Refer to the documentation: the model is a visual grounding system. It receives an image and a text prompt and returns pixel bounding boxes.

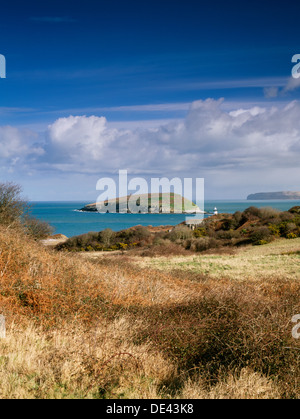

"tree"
[0,182,27,226]
[99,228,116,248]
[0,182,53,239]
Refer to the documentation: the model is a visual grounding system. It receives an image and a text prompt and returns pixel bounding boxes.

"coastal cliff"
[247,191,300,200]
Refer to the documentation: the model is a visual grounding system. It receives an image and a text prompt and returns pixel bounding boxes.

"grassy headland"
[80,192,202,214]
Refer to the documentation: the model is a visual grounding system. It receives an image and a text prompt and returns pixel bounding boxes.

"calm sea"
[29,200,300,238]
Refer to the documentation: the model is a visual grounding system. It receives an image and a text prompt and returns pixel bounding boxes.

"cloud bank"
[1,98,300,197]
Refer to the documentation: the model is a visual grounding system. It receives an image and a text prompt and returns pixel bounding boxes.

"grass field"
[0,226,299,399]
[131,238,300,281]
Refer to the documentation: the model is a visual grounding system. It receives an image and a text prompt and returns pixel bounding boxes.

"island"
[80,192,205,214]
[247,191,300,200]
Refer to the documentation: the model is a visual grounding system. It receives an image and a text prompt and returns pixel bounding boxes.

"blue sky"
[1,0,300,200]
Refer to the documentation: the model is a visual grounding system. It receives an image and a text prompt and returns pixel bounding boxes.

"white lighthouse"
[213,207,218,215]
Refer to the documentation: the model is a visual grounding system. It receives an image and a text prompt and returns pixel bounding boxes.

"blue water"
[29,200,300,238]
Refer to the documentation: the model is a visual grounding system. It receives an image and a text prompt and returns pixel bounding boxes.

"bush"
[0,182,53,239]
[232,211,243,228]
[279,211,294,222]
[266,219,299,238]
[23,215,54,239]
[132,226,151,241]
[288,206,300,214]
[193,227,207,238]
[258,207,280,220]
[168,225,193,241]
[0,182,27,226]
[99,228,116,247]
[250,227,273,245]
[215,229,240,240]
[268,224,281,237]
[243,206,261,218]
[191,237,219,252]
[286,232,297,239]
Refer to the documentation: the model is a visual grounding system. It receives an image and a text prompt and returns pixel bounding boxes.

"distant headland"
[247,191,300,200]
[80,192,205,214]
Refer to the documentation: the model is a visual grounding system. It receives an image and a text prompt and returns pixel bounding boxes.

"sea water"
[29,200,300,238]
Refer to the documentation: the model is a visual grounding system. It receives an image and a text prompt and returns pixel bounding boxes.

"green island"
[80,192,205,214]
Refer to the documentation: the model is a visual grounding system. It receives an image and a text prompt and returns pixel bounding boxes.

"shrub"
[258,207,280,220]
[0,182,53,239]
[288,206,300,214]
[250,227,273,245]
[268,224,281,237]
[132,226,151,241]
[286,232,297,239]
[285,222,297,232]
[169,225,193,241]
[255,239,269,246]
[191,237,219,252]
[23,215,54,239]
[231,211,243,228]
[193,227,207,238]
[0,182,27,226]
[118,242,128,250]
[215,229,240,240]
[271,221,299,238]
[243,206,261,218]
[279,211,294,222]
[99,228,116,247]
[221,218,234,231]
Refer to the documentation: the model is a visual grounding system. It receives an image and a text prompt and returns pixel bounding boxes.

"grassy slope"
[0,225,299,399]
[132,238,300,281]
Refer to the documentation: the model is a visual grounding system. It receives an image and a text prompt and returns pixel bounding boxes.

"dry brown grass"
[0,322,283,399]
[0,319,176,399]
[0,225,299,398]
[180,368,280,399]
[131,237,300,281]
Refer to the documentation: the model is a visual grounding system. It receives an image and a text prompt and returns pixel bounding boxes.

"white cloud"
[0,126,43,160]
[2,99,300,197]
[39,99,300,174]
